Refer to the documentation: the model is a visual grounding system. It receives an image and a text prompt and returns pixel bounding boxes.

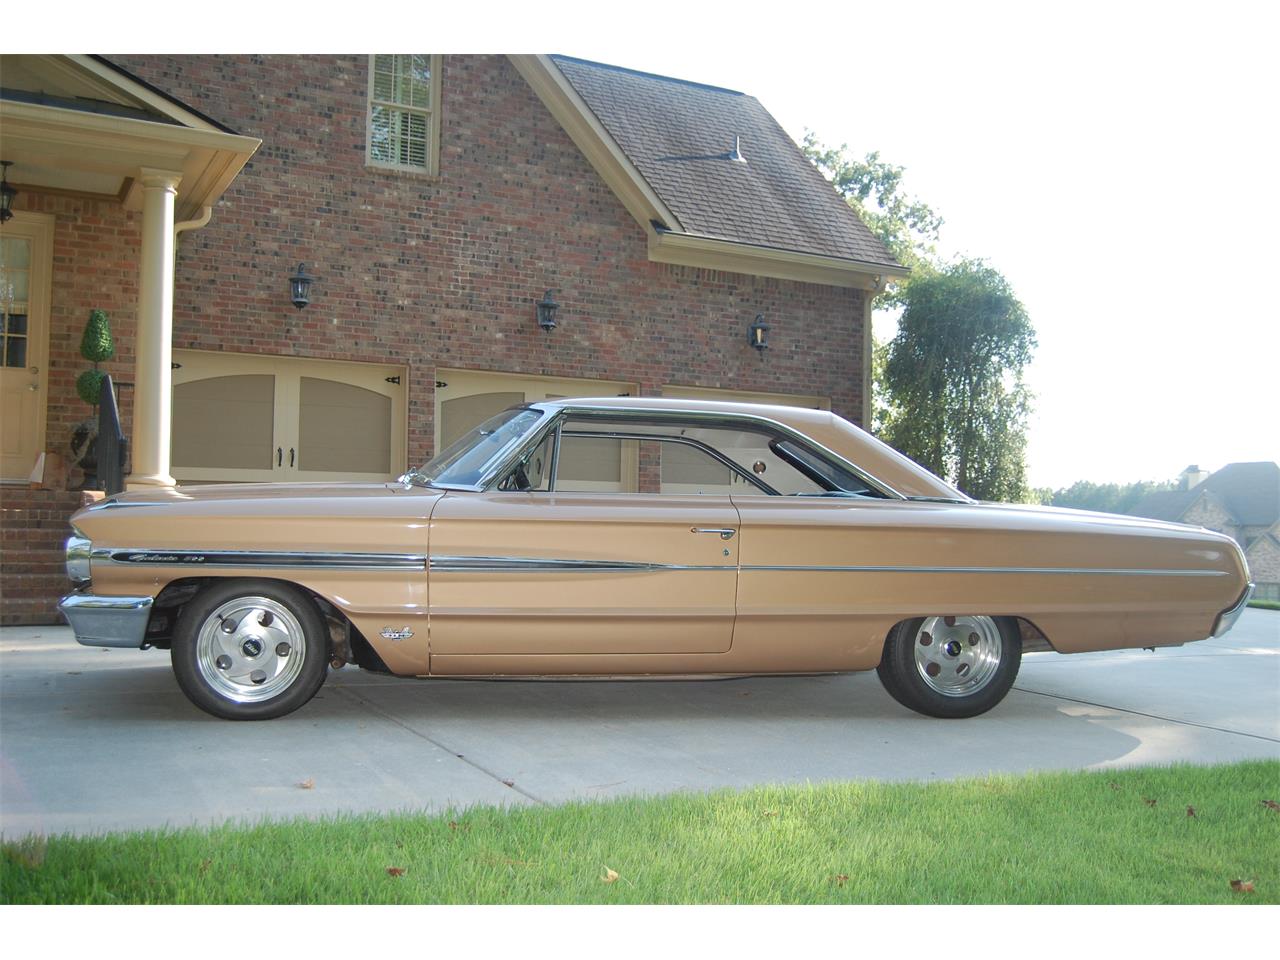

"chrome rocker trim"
[59,593,155,649]
[1212,582,1254,638]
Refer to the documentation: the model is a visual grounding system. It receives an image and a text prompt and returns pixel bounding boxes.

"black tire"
[171,579,329,720]
[876,615,1021,719]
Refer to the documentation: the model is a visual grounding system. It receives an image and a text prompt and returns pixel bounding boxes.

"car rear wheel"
[171,580,329,720]
[876,615,1021,718]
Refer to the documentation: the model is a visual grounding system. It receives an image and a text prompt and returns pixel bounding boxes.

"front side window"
[367,55,441,174]
[418,408,542,487]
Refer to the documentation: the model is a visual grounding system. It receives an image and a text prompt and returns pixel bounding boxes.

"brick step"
[1,575,73,599]
[1,559,68,575]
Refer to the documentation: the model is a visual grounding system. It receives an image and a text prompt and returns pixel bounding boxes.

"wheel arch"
[149,576,388,671]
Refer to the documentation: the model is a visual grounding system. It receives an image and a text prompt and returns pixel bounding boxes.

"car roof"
[531,397,967,501]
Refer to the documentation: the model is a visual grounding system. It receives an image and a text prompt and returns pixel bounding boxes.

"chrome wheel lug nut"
[276,642,291,657]
[215,655,232,671]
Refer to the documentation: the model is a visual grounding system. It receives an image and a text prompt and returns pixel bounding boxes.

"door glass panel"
[173,374,275,470]
[298,377,392,473]
[1,237,31,369]
[440,391,524,449]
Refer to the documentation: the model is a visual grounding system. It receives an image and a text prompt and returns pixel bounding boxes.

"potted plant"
[68,308,115,489]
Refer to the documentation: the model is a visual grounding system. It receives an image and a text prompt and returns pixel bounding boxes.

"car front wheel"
[171,580,329,720]
[876,615,1021,718]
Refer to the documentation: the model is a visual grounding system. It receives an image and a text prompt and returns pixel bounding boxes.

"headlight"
[66,528,92,585]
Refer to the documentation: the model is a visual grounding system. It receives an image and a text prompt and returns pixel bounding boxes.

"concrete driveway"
[2,610,1277,838]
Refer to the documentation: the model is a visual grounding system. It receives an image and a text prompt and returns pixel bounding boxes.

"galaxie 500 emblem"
[380,626,414,641]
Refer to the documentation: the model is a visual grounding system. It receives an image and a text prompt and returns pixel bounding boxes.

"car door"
[427,489,740,661]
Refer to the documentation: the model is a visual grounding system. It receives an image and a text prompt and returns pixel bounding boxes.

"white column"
[127,168,183,489]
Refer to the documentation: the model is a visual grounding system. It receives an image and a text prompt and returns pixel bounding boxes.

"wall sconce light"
[288,263,315,309]
[536,289,559,331]
[748,314,770,352]
[0,162,16,224]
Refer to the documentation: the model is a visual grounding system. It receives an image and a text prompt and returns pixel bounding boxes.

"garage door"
[172,350,408,484]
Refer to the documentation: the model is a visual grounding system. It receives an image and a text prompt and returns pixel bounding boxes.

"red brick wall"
[108,54,865,466]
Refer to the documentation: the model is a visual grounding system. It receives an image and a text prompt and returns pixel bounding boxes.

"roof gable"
[1201,462,1280,526]
[550,56,897,268]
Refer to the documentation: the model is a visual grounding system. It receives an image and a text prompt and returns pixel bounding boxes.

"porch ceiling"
[0,55,259,221]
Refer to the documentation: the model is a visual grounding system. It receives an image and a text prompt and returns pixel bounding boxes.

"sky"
[557,3,1280,490]
[22,1,1280,491]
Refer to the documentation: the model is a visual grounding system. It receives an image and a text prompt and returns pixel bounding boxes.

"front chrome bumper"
[59,593,154,649]
[1211,582,1254,638]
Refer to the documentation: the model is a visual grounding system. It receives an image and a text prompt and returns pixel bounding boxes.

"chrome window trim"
[478,403,907,499]
[93,548,427,571]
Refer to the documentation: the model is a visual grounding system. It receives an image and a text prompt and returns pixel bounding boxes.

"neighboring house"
[0,54,904,623]
[1128,462,1280,600]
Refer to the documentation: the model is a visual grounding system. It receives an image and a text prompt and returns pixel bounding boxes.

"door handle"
[277,446,283,467]
[691,527,736,540]
[289,447,296,467]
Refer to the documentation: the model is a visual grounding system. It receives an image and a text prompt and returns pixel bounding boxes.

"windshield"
[416,407,544,487]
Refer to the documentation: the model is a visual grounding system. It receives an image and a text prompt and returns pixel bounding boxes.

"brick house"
[0,54,903,623]
[1128,462,1280,600]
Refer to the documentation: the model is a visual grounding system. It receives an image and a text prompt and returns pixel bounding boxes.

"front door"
[0,213,53,480]
[427,491,740,660]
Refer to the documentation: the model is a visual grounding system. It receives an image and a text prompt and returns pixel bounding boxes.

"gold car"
[60,398,1253,721]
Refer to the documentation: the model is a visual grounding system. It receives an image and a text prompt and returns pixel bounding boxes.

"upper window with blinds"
[366,55,442,175]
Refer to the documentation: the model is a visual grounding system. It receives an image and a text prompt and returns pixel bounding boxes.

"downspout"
[861,273,891,430]
[174,205,213,241]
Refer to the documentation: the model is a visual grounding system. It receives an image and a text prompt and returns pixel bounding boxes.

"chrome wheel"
[195,596,307,704]
[912,615,1003,698]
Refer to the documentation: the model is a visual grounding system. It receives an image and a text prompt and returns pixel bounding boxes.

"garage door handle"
[691,527,736,540]
[277,446,282,467]
[289,447,295,467]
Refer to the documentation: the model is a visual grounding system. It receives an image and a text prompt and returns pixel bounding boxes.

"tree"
[801,132,943,275]
[880,260,1036,502]
[1044,479,1175,514]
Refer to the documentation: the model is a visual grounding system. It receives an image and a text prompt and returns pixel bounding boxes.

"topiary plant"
[80,308,115,363]
[77,309,115,408]
[76,368,107,406]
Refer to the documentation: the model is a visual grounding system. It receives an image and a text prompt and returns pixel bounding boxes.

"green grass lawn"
[3,760,1277,904]
[1247,598,1280,610]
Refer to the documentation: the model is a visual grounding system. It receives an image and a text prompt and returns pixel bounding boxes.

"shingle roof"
[1200,462,1280,526]
[1129,489,1203,522]
[551,56,899,267]
[1128,462,1280,527]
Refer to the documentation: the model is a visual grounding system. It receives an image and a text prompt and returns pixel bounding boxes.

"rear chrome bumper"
[59,593,154,649]
[1211,583,1254,638]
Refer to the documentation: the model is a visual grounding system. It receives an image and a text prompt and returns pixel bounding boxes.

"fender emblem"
[380,626,414,641]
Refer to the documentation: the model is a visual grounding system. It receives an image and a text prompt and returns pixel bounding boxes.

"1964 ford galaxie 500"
[59,397,1253,720]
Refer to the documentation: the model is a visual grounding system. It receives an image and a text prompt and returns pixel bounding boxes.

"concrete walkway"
[2,610,1277,838]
